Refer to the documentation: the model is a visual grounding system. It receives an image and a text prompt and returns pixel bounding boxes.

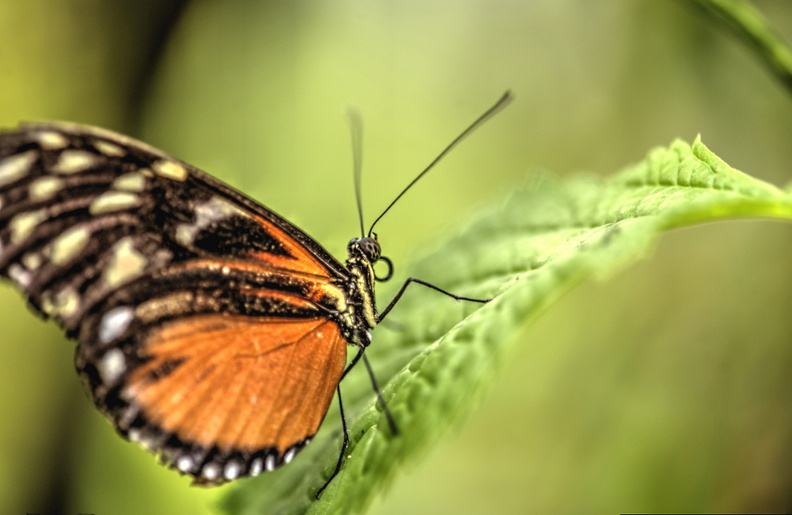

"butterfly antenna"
[367,90,514,237]
[348,107,366,238]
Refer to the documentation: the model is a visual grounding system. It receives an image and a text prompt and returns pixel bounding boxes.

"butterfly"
[0,91,511,492]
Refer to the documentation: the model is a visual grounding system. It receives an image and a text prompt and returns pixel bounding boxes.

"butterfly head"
[348,236,381,263]
[347,235,393,281]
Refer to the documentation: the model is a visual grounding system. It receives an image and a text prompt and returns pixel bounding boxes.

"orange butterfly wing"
[0,122,358,484]
[126,315,346,482]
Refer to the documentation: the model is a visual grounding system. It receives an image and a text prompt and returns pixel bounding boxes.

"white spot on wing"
[176,455,195,473]
[202,463,220,482]
[89,191,139,214]
[50,225,90,265]
[140,437,158,452]
[98,306,135,343]
[264,454,276,472]
[51,150,99,174]
[152,160,188,181]
[99,348,126,384]
[175,196,246,246]
[283,447,297,464]
[7,263,32,289]
[117,405,139,430]
[250,458,263,477]
[224,461,242,481]
[0,150,37,187]
[128,429,142,443]
[103,237,147,287]
[28,176,65,201]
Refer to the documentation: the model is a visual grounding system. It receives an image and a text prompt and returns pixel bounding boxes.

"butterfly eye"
[362,238,381,261]
[349,236,381,262]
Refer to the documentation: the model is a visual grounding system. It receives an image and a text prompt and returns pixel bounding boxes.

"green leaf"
[692,0,792,92]
[221,137,792,514]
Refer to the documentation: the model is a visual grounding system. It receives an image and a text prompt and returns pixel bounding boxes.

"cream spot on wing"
[34,131,69,150]
[127,429,161,452]
[41,286,80,318]
[9,209,46,242]
[152,160,188,181]
[51,150,99,174]
[50,225,91,265]
[128,428,142,443]
[28,176,65,201]
[98,306,135,343]
[94,140,125,157]
[21,252,42,270]
[7,263,32,289]
[111,172,146,192]
[175,196,246,246]
[264,454,276,472]
[103,237,146,287]
[89,191,140,214]
[116,405,138,431]
[0,150,37,187]
[99,348,126,384]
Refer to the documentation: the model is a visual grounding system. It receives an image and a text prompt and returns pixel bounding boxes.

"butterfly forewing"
[0,123,356,484]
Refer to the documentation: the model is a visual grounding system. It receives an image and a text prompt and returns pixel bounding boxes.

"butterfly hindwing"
[100,314,347,484]
[0,122,353,484]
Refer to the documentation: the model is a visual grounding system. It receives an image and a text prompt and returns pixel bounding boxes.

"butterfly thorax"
[341,237,381,348]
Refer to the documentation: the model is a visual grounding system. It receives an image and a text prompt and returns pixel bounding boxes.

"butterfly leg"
[315,346,399,498]
[376,277,490,323]
[340,342,366,381]
[342,342,399,433]
[361,353,399,435]
[315,385,349,499]
[342,344,399,435]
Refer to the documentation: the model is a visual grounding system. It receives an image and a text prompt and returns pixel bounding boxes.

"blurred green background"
[1,1,791,513]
